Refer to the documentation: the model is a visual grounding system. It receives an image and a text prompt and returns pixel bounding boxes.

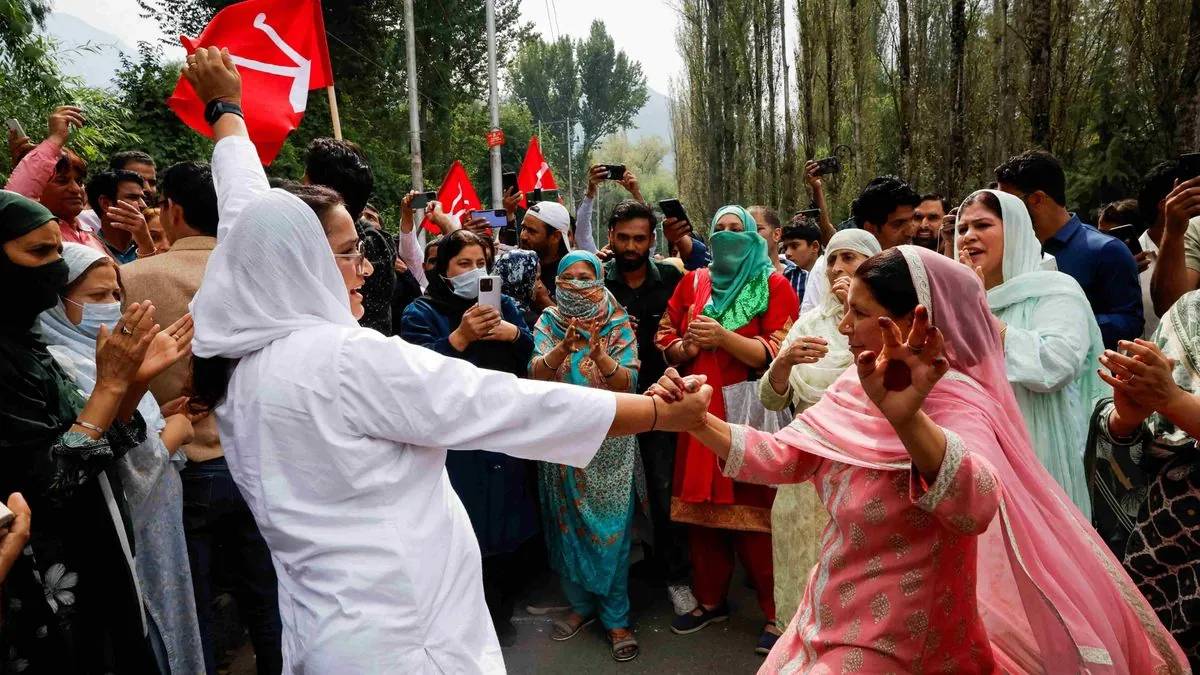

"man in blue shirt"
[85,169,152,264]
[995,150,1143,348]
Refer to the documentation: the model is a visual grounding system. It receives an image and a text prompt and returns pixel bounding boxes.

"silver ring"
[121,326,133,335]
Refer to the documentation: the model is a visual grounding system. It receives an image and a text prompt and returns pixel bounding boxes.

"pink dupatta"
[776,247,1187,674]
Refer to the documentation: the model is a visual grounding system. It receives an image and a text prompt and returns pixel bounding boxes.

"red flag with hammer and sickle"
[516,136,558,207]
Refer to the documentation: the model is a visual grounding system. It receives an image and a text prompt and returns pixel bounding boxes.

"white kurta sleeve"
[800,257,825,315]
[397,228,428,289]
[336,329,616,467]
[1001,294,1092,393]
[212,136,272,241]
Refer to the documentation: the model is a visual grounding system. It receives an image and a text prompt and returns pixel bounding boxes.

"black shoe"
[669,602,730,635]
[755,622,780,656]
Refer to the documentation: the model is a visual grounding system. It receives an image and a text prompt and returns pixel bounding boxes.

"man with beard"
[519,200,572,310]
[913,193,951,251]
[600,199,697,616]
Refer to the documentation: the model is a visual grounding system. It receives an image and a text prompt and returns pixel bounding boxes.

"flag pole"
[326,86,343,140]
[486,0,502,209]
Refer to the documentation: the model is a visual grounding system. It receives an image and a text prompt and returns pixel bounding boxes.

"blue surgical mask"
[67,299,122,339]
[447,267,488,300]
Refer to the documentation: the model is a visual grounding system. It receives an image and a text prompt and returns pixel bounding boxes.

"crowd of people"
[2,45,1200,674]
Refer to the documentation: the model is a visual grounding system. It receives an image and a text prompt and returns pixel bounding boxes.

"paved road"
[229,561,770,674]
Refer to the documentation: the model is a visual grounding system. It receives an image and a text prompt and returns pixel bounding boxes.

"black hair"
[277,181,346,234]
[608,199,658,234]
[781,216,821,244]
[959,190,1003,220]
[424,235,442,262]
[160,161,218,236]
[748,205,782,230]
[854,249,919,318]
[851,176,922,228]
[109,150,155,171]
[1100,199,1141,229]
[994,150,1067,206]
[85,169,145,214]
[1137,160,1183,229]
[920,193,953,214]
[433,230,493,279]
[305,138,373,221]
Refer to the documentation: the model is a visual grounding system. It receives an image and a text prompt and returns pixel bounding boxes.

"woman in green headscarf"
[654,205,800,654]
[0,191,171,673]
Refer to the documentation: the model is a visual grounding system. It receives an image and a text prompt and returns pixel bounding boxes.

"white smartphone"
[4,118,24,137]
[478,275,502,313]
[0,501,14,530]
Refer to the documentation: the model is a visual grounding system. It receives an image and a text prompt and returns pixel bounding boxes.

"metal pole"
[565,115,573,210]
[403,0,423,193]
[486,0,502,208]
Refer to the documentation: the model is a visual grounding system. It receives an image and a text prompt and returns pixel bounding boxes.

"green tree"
[112,43,214,168]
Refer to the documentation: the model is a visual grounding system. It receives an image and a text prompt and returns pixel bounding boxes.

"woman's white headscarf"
[190,189,357,359]
[785,229,882,407]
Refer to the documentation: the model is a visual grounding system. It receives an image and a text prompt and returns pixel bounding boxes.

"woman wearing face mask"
[0,191,167,672]
[495,248,541,328]
[183,48,712,674]
[654,205,799,653]
[955,189,1106,518]
[650,246,1187,674]
[36,242,204,675]
[529,250,643,662]
[757,229,881,631]
[399,229,537,645]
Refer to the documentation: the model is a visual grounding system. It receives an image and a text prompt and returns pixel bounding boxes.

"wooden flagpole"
[326,85,343,140]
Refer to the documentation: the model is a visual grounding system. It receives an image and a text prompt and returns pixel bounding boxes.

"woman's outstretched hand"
[856,305,949,427]
[648,369,712,432]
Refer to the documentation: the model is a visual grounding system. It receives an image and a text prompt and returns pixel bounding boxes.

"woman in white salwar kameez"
[181,48,712,675]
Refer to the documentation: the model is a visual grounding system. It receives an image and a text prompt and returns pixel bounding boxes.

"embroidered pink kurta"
[724,424,1004,674]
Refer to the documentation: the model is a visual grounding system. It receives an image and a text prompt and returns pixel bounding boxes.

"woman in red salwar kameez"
[655,205,799,653]
[652,246,1189,674]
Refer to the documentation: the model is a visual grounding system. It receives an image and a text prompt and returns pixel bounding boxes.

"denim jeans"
[182,457,283,675]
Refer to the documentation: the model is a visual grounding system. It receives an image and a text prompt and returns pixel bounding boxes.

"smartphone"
[814,156,841,176]
[659,198,693,237]
[602,164,626,180]
[0,501,13,530]
[1106,224,1143,255]
[526,189,558,204]
[478,275,502,312]
[502,171,518,196]
[4,118,24,137]
[1180,152,1200,182]
[797,208,821,220]
[410,191,438,210]
[470,209,508,229]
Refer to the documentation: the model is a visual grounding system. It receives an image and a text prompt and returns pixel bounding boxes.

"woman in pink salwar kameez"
[651,246,1189,674]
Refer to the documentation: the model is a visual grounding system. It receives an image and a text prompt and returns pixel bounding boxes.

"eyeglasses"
[333,240,368,274]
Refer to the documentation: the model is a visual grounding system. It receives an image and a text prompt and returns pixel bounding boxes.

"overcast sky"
[52,0,698,93]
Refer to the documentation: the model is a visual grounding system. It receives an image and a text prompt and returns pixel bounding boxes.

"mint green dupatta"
[702,205,774,331]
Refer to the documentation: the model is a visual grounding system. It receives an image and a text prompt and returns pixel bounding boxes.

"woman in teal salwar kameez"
[530,250,646,663]
[955,189,1108,517]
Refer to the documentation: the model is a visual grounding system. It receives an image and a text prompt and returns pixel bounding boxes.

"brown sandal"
[609,629,640,662]
[551,614,595,641]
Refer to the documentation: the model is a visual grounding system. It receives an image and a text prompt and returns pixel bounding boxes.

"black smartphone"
[526,189,558,204]
[410,191,438,210]
[603,164,626,180]
[1106,224,1143,255]
[502,171,518,196]
[814,156,841,176]
[658,198,693,237]
[797,208,821,220]
[1180,152,1200,182]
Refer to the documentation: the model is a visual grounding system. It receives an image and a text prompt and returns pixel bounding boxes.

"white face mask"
[447,266,488,300]
[66,299,122,339]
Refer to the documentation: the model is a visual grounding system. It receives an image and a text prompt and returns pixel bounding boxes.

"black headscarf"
[0,191,79,453]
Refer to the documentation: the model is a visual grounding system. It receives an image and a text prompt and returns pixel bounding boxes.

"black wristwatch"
[204,99,244,127]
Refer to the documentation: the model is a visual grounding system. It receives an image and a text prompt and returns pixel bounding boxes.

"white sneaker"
[668,585,699,616]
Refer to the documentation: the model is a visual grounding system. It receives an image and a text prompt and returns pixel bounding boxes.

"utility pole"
[403,0,422,193]
[486,0,502,207]
[565,114,574,210]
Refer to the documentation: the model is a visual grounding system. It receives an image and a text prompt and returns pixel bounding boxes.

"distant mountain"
[626,87,673,170]
[42,13,133,90]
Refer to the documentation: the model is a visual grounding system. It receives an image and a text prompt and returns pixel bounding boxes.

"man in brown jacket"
[122,160,282,675]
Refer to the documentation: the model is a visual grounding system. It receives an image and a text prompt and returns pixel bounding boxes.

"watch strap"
[204,100,244,127]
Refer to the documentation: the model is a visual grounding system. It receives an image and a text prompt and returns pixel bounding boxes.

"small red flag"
[516,136,558,207]
[421,161,481,234]
[167,0,334,164]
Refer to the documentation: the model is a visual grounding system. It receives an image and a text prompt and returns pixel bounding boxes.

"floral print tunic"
[724,424,1003,674]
